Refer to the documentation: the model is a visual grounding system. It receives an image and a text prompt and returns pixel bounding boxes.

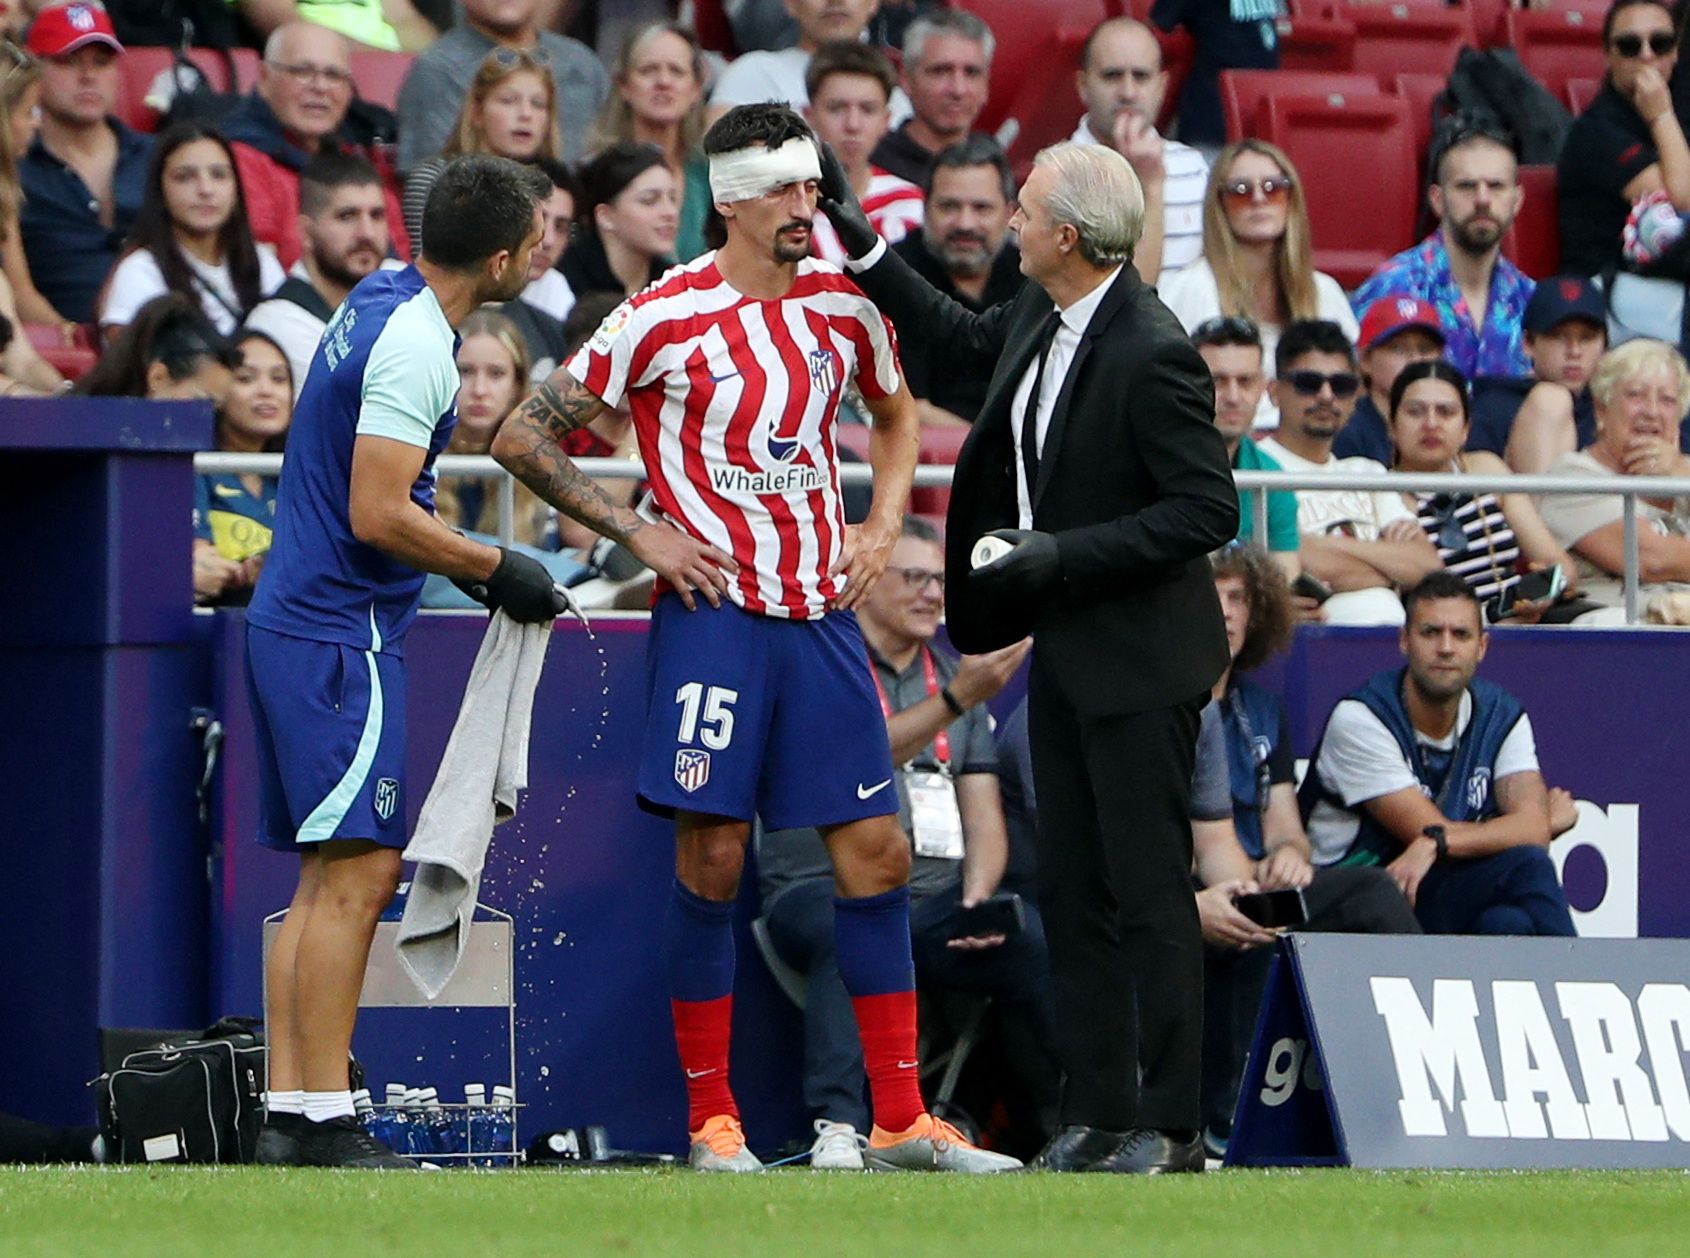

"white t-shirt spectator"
[1254,437,1417,624]
[1071,116,1208,274]
[810,168,923,266]
[523,269,577,325]
[710,48,912,124]
[1304,693,1539,865]
[101,245,286,337]
[1157,257,1359,429]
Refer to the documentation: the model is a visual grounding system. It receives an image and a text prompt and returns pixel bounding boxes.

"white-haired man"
[823,140,1238,1172]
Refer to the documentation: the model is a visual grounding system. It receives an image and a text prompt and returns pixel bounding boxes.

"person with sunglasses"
[1351,117,1534,381]
[1386,360,1583,625]
[396,0,608,172]
[222,23,410,270]
[1257,319,1441,625]
[1159,139,1358,429]
[1558,0,1690,283]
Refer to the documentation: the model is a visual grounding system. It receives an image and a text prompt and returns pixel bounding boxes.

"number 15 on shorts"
[673,683,737,794]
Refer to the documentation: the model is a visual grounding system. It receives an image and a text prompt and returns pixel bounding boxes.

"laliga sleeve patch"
[589,302,634,355]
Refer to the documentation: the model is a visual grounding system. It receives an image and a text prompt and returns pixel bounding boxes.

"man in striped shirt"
[805,42,925,268]
[493,103,1018,1175]
[1071,16,1210,284]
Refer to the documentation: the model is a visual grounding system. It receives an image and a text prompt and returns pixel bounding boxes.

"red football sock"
[671,995,738,1133]
[851,989,927,1133]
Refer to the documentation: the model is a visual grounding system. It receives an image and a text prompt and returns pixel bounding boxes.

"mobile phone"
[1292,572,1333,605]
[1485,565,1566,622]
[952,893,1026,939]
[1234,888,1309,929]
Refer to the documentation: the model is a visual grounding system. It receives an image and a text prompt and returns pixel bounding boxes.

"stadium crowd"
[1,0,1682,1164]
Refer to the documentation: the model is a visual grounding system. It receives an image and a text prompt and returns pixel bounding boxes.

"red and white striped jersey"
[566,253,901,619]
[810,168,925,267]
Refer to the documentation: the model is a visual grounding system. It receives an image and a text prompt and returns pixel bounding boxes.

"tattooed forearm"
[512,374,606,441]
[497,423,646,545]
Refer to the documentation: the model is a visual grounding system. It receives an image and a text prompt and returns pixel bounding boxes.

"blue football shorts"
[636,594,897,831]
[246,623,409,851]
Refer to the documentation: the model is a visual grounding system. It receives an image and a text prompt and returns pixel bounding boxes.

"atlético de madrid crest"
[675,749,711,793]
[807,347,839,397]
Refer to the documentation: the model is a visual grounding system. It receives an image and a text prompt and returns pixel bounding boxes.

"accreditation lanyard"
[870,648,950,770]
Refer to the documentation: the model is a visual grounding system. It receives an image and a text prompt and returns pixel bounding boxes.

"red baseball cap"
[25,3,124,58]
[1359,294,1445,350]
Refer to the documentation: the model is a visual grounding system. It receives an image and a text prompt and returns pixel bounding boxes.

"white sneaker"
[808,1120,866,1170]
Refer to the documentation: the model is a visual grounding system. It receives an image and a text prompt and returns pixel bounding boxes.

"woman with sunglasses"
[99,123,285,339]
[1160,139,1358,426]
[587,21,711,262]
[1558,0,1690,282]
[1386,360,1581,623]
[402,47,563,247]
[563,140,679,302]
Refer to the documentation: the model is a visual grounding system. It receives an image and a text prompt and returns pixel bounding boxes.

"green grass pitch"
[3,1167,1689,1257]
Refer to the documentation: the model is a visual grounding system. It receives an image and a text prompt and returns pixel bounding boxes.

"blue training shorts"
[246,623,409,851]
[637,594,897,831]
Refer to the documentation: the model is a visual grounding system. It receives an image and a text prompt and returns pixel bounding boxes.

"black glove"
[454,548,568,623]
[816,141,880,261]
[970,529,1062,600]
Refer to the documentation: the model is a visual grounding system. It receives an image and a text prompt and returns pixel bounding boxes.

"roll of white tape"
[971,535,1014,569]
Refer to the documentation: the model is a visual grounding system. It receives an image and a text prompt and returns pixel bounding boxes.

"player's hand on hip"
[454,547,569,623]
[816,141,879,261]
[829,518,898,610]
[628,520,738,611]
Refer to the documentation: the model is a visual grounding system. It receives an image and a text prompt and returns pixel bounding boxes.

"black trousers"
[1029,664,1206,1132]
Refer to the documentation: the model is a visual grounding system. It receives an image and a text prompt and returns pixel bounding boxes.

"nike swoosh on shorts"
[856,779,892,800]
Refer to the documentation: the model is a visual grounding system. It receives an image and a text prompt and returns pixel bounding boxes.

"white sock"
[303,1090,355,1123]
[266,1089,305,1116]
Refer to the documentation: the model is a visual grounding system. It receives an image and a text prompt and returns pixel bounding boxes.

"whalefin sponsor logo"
[708,461,828,495]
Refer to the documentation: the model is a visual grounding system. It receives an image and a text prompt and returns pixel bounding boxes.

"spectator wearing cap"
[1473,277,1620,472]
[219,23,410,271]
[1332,296,1448,465]
[1191,315,1300,577]
[1351,117,1535,380]
[17,2,151,325]
[396,0,608,171]
[1069,16,1209,284]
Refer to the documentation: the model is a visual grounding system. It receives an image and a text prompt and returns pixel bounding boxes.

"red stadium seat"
[1564,76,1601,114]
[230,48,261,95]
[349,49,415,112]
[955,0,1109,148]
[1276,14,1358,72]
[1465,0,1509,46]
[1392,71,1447,176]
[25,324,97,382]
[114,47,230,133]
[976,25,1093,176]
[1501,164,1561,280]
[1260,91,1419,288]
[1220,69,1381,141]
[912,425,968,517]
[1344,3,1475,85]
[1502,9,1605,106]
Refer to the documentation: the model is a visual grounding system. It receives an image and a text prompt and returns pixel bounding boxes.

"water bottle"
[487,1086,516,1167]
[353,1089,375,1135]
[418,1087,456,1159]
[379,1083,408,1150]
[463,1084,486,1165]
[401,1087,431,1155]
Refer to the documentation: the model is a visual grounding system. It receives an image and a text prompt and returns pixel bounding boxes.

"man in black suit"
[821,140,1238,1172]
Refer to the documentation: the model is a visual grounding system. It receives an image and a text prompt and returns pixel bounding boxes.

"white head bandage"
[708,137,822,204]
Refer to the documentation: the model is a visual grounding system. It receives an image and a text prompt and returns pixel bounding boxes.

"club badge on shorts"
[675,749,711,793]
[373,777,399,822]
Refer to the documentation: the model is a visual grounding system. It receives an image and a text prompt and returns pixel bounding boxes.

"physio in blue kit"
[245,156,565,1170]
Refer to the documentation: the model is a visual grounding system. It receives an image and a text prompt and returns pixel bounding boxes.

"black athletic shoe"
[255,1112,306,1166]
[294,1115,418,1169]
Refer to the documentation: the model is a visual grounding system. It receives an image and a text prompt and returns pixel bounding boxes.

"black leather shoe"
[1091,1128,1205,1174]
[1026,1125,1131,1172]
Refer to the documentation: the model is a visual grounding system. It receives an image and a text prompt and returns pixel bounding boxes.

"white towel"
[397,610,553,999]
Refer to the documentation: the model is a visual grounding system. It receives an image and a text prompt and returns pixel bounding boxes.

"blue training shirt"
[248,266,461,656]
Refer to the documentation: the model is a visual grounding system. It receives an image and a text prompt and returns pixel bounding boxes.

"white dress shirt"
[1008,267,1122,527]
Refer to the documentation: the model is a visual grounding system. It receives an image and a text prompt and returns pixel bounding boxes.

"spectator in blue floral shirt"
[1351,116,1536,380]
